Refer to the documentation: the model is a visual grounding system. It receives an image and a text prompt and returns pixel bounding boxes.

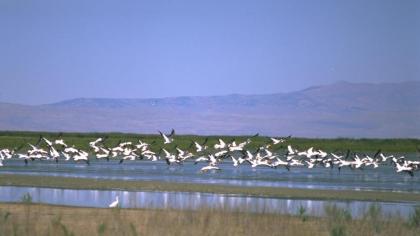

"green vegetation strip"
[0,131,419,153]
[1,174,420,202]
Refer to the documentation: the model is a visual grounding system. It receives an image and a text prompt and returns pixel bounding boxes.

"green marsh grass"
[0,131,419,153]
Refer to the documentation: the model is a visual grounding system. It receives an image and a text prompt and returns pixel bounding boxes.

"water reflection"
[0,186,415,218]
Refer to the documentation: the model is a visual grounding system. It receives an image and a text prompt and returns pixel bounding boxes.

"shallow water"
[1,159,420,193]
[0,186,416,218]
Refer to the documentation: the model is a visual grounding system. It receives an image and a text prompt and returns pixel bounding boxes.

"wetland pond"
[0,186,417,218]
[1,159,419,192]
[1,159,419,218]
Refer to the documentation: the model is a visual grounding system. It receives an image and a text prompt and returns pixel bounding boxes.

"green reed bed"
[0,131,419,153]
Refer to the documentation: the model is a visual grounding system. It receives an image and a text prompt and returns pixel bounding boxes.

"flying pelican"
[289,159,304,167]
[89,138,103,153]
[380,153,394,162]
[352,155,364,169]
[200,163,221,172]
[214,150,229,158]
[192,138,208,152]
[251,158,272,168]
[214,139,227,149]
[53,133,68,147]
[54,139,68,147]
[159,129,175,144]
[272,158,290,170]
[395,162,414,176]
[270,135,291,145]
[287,145,299,155]
[27,144,48,155]
[228,139,249,152]
[231,155,239,167]
[119,153,138,164]
[73,150,90,164]
[61,151,72,161]
[49,146,61,162]
[42,137,53,147]
[194,155,209,164]
[298,147,319,158]
[64,146,79,154]
[0,149,13,160]
[305,160,315,169]
[96,147,111,161]
[161,149,181,165]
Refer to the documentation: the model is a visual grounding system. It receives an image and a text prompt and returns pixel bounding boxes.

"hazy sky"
[1,0,419,105]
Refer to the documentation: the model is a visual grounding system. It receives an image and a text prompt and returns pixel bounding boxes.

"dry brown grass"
[0,203,419,236]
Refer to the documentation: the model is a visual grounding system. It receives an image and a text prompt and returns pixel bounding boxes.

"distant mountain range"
[1,81,419,138]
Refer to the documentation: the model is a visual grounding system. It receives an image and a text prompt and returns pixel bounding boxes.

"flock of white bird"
[0,130,418,177]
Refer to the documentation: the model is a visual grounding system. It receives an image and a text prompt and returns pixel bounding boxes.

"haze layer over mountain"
[0,81,419,138]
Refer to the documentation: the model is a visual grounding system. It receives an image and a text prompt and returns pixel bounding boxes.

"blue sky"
[0,0,419,104]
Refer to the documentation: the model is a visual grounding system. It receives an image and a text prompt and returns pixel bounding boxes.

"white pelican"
[380,153,394,162]
[289,159,304,167]
[194,156,209,164]
[96,147,111,160]
[54,139,68,147]
[395,162,414,176]
[109,195,119,208]
[193,139,208,152]
[119,154,138,164]
[161,149,181,165]
[42,137,53,147]
[64,146,79,154]
[214,139,226,149]
[27,144,48,155]
[0,149,13,159]
[49,146,61,162]
[287,145,299,155]
[270,136,289,145]
[228,140,249,152]
[251,159,271,168]
[298,147,319,158]
[214,150,229,158]
[305,161,315,169]
[159,129,175,144]
[61,152,72,161]
[200,163,221,172]
[73,150,90,164]
[231,155,239,166]
[272,158,290,170]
